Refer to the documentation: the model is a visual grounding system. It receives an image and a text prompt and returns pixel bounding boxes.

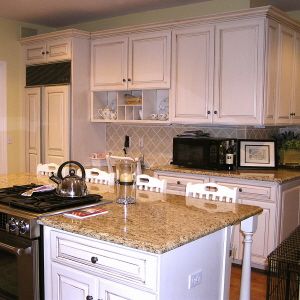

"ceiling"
[0,0,299,28]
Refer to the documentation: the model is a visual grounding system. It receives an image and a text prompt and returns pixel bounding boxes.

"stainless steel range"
[0,183,103,300]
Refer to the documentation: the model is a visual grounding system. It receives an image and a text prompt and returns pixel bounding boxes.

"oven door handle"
[0,241,31,256]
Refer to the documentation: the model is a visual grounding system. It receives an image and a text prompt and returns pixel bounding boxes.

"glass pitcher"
[116,159,136,204]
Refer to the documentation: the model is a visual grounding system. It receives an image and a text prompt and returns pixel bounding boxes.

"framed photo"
[238,140,276,168]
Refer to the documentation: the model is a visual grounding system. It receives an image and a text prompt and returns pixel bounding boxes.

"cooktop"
[0,184,103,213]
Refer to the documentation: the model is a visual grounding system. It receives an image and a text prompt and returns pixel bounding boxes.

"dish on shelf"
[124,94,142,105]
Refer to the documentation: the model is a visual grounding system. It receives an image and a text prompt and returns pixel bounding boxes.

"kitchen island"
[38,181,262,300]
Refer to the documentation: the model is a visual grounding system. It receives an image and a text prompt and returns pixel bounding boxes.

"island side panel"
[158,227,232,300]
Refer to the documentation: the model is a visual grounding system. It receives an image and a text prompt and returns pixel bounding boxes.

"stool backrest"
[186,182,237,203]
[136,174,166,193]
[79,168,115,185]
[37,163,59,176]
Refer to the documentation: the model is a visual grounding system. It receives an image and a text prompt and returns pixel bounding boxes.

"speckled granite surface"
[152,165,300,183]
[0,174,262,254]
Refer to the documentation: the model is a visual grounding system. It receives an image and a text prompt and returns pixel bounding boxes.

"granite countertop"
[0,173,262,254]
[39,180,262,254]
[152,164,300,183]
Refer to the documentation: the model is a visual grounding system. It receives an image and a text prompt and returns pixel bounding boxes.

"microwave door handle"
[0,241,31,256]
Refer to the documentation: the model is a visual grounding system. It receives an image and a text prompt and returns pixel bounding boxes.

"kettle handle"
[57,161,86,180]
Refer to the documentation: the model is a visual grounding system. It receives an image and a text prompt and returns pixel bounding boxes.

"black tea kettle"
[50,161,88,198]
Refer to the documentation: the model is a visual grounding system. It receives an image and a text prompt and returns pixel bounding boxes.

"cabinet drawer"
[50,230,158,291]
[157,175,207,195]
[213,179,273,201]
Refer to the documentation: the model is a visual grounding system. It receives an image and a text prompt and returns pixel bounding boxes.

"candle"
[120,172,133,183]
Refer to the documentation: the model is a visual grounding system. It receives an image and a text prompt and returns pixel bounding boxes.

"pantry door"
[0,61,7,174]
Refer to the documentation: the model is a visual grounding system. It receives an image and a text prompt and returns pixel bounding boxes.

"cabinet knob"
[214,110,217,115]
[207,111,211,115]
[91,256,98,264]
[238,188,242,192]
[122,79,126,82]
[41,51,45,55]
[127,78,132,82]
[46,50,49,54]
[176,181,181,185]
[86,296,93,300]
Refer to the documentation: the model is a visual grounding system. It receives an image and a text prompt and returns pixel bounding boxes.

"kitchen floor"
[230,265,267,299]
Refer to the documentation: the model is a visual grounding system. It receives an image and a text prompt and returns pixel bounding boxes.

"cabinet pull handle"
[122,79,126,82]
[238,188,242,192]
[176,181,181,185]
[214,110,217,114]
[91,256,98,264]
[207,111,211,115]
[86,296,93,300]
[128,78,131,82]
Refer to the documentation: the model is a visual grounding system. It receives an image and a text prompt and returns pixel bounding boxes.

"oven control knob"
[7,217,18,232]
[18,220,29,235]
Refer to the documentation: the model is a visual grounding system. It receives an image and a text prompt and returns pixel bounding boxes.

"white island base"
[43,216,257,300]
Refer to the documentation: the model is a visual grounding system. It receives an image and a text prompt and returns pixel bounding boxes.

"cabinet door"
[291,32,300,124]
[171,26,214,123]
[214,19,264,125]
[275,25,295,124]
[264,20,279,124]
[235,200,276,267]
[128,31,171,89]
[25,88,41,173]
[24,42,46,65]
[44,85,70,164]
[51,263,98,300]
[91,37,128,91]
[99,278,156,300]
[46,39,71,63]
[280,185,300,242]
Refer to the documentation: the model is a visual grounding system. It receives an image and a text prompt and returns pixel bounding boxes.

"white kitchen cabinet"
[24,38,71,65]
[51,263,98,300]
[44,85,70,165]
[22,29,106,170]
[279,183,300,242]
[171,25,214,123]
[154,170,300,269]
[275,27,300,124]
[213,19,265,125]
[91,30,171,91]
[91,89,169,123]
[44,226,232,300]
[25,88,41,173]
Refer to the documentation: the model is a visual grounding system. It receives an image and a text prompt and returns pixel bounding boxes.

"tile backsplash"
[106,124,280,168]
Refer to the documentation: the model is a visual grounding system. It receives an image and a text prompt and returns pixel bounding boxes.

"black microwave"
[172,136,237,170]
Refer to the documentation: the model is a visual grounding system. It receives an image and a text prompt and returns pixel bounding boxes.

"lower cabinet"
[155,170,300,269]
[44,226,232,300]
[51,262,155,300]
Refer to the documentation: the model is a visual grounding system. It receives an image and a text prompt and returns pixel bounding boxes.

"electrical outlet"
[188,270,202,289]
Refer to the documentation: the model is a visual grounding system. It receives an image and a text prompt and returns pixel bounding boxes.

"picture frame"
[238,140,276,169]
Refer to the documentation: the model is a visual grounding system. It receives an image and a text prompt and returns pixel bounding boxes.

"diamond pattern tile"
[106,124,283,167]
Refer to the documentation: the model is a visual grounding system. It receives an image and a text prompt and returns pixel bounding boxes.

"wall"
[0,17,54,173]
[106,124,279,168]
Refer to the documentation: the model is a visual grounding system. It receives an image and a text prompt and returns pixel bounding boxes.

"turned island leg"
[239,216,258,300]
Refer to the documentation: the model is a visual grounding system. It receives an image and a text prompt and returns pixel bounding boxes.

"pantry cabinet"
[154,169,300,269]
[91,30,171,91]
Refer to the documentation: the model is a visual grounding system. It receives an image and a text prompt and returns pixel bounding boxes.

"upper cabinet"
[171,25,214,123]
[275,26,300,124]
[91,30,171,91]
[23,38,71,65]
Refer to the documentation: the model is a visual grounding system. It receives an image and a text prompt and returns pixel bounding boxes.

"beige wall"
[71,0,250,31]
[0,17,53,173]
